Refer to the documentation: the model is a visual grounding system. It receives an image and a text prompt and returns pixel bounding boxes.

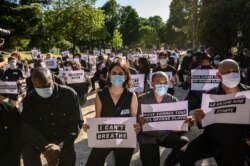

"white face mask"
[35,87,53,98]
[159,59,168,66]
[221,72,241,88]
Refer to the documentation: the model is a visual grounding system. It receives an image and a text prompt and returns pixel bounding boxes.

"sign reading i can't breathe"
[141,101,189,131]
[130,74,145,93]
[87,117,136,148]
[201,91,250,127]
[0,81,18,94]
[191,69,220,91]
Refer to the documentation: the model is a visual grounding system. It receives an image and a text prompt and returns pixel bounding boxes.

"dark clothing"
[153,65,177,95]
[185,65,214,111]
[87,87,134,166]
[98,87,133,117]
[0,102,22,166]
[138,90,188,166]
[87,148,134,166]
[178,56,191,83]
[26,74,65,94]
[2,68,23,81]
[22,83,83,166]
[180,83,250,166]
[129,66,138,75]
[139,132,188,166]
[99,67,108,89]
[1,68,24,100]
[22,143,75,166]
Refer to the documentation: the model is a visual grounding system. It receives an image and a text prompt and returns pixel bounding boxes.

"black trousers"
[86,148,134,166]
[177,70,185,83]
[22,143,76,166]
[180,133,246,166]
[139,132,189,166]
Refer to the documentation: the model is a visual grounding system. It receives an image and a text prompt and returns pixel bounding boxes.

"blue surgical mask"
[111,75,125,88]
[154,84,169,96]
[214,60,220,65]
[35,87,53,98]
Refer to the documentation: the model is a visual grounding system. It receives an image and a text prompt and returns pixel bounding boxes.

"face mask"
[187,53,191,57]
[221,72,241,88]
[154,84,169,96]
[159,59,168,66]
[214,60,220,65]
[111,75,125,88]
[35,87,53,98]
[9,63,16,69]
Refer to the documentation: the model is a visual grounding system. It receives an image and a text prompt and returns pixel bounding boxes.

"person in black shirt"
[84,59,141,166]
[180,59,250,166]
[153,51,177,95]
[0,57,25,107]
[22,67,83,166]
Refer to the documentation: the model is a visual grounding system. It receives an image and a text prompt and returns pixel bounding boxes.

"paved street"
[71,84,217,166]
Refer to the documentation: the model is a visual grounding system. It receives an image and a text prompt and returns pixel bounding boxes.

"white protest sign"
[62,51,70,57]
[130,74,145,93]
[89,56,97,65]
[44,59,57,69]
[73,58,80,63]
[128,54,133,60]
[132,54,143,59]
[87,117,137,148]
[93,50,100,56]
[31,49,41,59]
[105,49,111,54]
[149,72,173,88]
[149,54,158,64]
[201,91,250,127]
[82,55,88,63]
[191,69,220,91]
[0,81,18,94]
[141,101,188,131]
[59,70,85,84]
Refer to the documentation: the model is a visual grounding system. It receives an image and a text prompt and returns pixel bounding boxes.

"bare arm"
[130,93,138,117]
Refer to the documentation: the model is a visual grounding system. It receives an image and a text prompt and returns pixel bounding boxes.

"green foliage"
[198,0,250,53]
[138,26,157,48]
[119,6,140,47]
[111,29,123,49]
[101,0,120,42]
[42,0,105,53]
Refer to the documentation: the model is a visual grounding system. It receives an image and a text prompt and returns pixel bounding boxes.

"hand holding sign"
[133,123,141,134]
[194,109,205,124]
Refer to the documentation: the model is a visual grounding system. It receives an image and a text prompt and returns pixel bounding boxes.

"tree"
[198,0,250,54]
[119,6,140,47]
[111,28,123,50]
[162,0,192,48]
[101,0,120,42]
[0,2,42,50]
[43,0,105,54]
[138,26,157,48]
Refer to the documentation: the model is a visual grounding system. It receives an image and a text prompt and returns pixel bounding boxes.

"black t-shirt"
[2,68,23,81]
[98,87,133,117]
[153,64,177,76]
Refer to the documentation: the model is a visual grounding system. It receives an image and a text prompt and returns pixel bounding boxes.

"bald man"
[180,59,250,166]
[21,67,83,166]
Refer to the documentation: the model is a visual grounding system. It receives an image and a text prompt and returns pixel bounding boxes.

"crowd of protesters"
[0,44,250,166]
